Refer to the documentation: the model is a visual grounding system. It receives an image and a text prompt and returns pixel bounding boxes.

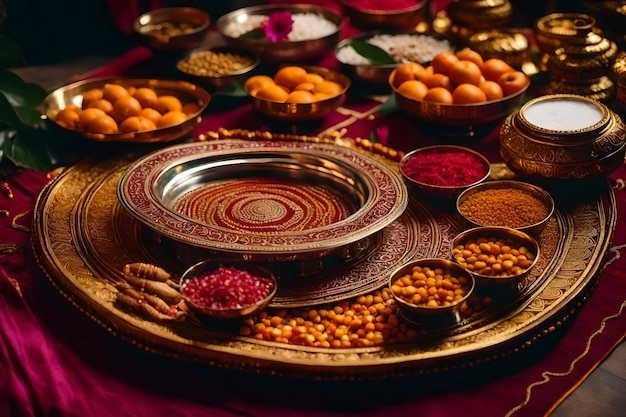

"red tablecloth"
[2,1,626,416]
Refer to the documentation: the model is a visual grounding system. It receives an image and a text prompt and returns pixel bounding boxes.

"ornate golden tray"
[31,143,616,380]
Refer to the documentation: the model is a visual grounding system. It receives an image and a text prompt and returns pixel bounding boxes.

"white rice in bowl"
[336,33,453,65]
[221,13,338,41]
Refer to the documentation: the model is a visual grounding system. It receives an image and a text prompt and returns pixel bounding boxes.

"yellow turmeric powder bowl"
[455,180,554,236]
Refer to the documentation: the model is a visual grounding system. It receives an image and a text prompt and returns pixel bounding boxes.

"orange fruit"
[139,107,163,126]
[154,95,183,114]
[305,72,325,85]
[452,83,487,104]
[85,98,113,114]
[133,87,158,108]
[157,110,188,128]
[397,80,429,100]
[254,84,290,102]
[274,66,308,90]
[422,73,453,90]
[430,51,459,75]
[312,92,332,101]
[102,83,130,104]
[79,107,107,130]
[481,58,513,82]
[86,113,118,134]
[182,102,201,115]
[478,80,503,101]
[497,70,529,96]
[119,116,157,133]
[455,48,484,68]
[244,75,275,95]
[293,82,316,92]
[111,96,142,122]
[54,107,82,130]
[391,62,427,88]
[422,87,453,104]
[449,60,483,86]
[285,90,315,103]
[81,88,104,108]
[312,80,343,97]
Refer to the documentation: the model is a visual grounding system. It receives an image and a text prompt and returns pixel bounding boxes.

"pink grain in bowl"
[180,260,277,319]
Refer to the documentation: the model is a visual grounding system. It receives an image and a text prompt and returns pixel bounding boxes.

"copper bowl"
[456,180,555,236]
[399,145,491,201]
[42,77,211,143]
[450,226,540,287]
[246,66,350,121]
[499,94,626,180]
[133,7,210,52]
[341,0,428,30]
[180,259,277,319]
[335,31,454,84]
[390,77,529,126]
[216,4,342,64]
[176,47,260,90]
[388,258,475,327]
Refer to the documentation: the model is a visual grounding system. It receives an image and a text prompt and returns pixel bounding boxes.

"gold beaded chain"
[196,128,406,162]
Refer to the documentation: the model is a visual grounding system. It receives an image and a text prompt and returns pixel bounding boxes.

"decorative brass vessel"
[612,51,626,109]
[534,13,618,102]
[467,30,530,69]
[442,0,513,42]
[499,94,626,181]
[534,13,596,59]
[583,0,626,51]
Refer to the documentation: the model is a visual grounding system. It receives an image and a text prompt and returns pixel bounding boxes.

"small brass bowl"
[451,226,540,287]
[456,180,555,236]
[388,258,475,327]
[341,0,428,30]
[335,31,454,84]
[42,77,211,143]
[246,66,350,121]
[390,74,529,126]
[180,259,277,319]
[399,145,491,201]
[133,7,210,52]
[216,4,342,64]
[499,94,626,181]
[176,47,260,90]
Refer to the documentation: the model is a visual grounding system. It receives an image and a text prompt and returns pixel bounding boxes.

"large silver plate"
[117,140,409,256]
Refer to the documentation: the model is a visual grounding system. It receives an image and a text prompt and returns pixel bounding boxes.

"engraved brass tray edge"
[30,151,617,380]
[116,140,409,256]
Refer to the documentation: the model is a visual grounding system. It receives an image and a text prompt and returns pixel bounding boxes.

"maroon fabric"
[2,1,625,415]
[1,165,625,417]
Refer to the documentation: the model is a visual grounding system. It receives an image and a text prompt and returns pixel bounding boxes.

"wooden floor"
[11,57,626,417]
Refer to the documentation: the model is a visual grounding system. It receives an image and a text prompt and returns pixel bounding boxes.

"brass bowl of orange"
[388,51,529,126]
[244,65,350,121]
[42,77,211,143]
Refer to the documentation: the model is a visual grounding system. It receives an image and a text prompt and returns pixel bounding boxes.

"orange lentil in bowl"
[457,187,550,229]
[452,235,536,277]
[390,265,472,308]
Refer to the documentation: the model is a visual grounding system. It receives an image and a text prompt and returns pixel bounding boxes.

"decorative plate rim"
[117,140,409,255]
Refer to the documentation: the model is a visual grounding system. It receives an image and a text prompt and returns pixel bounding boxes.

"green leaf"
[1,125,58,171]
[214,81,248,97]
[239,29,265,40]
[0,35,26,68]
[376,96,399,116]
[0,90,22,128]
[0,68,48,108]
[348,39,396,65]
